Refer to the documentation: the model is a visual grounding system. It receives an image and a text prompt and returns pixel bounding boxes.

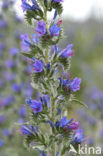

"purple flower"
[25,86,33,97]
[53,0,64,2]
[56,152,59,156]
[26,97,43,114]
[21,0,40,12]
[51,45,59,55]
[21,125,35,135]
[70,77,81,92]
[3,72,16,81]
[40,94,51,108]
[32,34,40,44]
[2,129,9,136]
[59,77,70,86]
[29,100,43,114]
[73,129,85,144]
[0,43,6,52]
[68,122,79,130]
[5,59,14,68]
[46,120,54,128]
[10,47,19,56]
[60,117,71,128]
[59,117,79,130]
[49,23,61,36]
[61,44,74,58]
[0,115,5,124]
[39,150,47,156]
[35,21,46,37]
[20,34,31,52]
[2,2,9,9]
[12,83,21,92]
[0,139,4,147]
[25,97,32,105]
[100,130,103,137]
[19,106,27,117]
[53,10,58,20]
[1,95,15,107]
[15,16,22,23]
[33,59,44,73]
[0,20,7,28]
[21,0,32,12]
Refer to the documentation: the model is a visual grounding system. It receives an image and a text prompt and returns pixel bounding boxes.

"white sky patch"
[15,0,103,21]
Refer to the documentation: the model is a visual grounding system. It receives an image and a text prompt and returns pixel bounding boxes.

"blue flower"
[53,0,64,2]
[0,20,7,28]
[30,100,43,114]
[2,2,10,9]
[51,45,59,55]
[70,77,81,92]
[20,34,31,52]
[56,152,59,156]
[2,129,9,136]
[33,59,44,73]
[58,117,79,130]
[21,0,39,12]
[40,94,51,108]
[55,121,60,127]
[26,97,43,114]
[49,23,61,36]
[46,120,54,128]
[59,77,70,87]
[0,139,4,147]
[19,106,27,117]
[10,47,19,56]
[5,59,14,68]
[12,83,21,92]
[21,125,35,135]
[60,117,73,128]
[61,44,74,58]
[25,97,32,105]
[39,150,47,156]
[53,10,58,20]
[32,34,40,44]
[73,129,85,144]
[0,115,5,124]
[35,21,46,37]
[3,72,16,82]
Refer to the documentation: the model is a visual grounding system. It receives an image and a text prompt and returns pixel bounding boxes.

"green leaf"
[21,52,33,58]
[58,57,70,70]
[72,99,88,108]
[52,2,63,15]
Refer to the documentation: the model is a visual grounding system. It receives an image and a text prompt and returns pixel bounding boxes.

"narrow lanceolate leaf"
[72,99,88,108]
[21,52,33,58]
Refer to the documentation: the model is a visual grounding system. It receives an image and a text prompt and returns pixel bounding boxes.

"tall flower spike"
[20,0,86,155]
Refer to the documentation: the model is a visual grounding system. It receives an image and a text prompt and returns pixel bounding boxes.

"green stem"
[44,9,49,64]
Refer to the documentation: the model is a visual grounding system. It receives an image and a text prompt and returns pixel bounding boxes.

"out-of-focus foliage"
[0,0,38,155]
[61,18,103,149]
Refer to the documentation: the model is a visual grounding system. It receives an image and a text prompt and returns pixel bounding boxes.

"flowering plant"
[20,0,87,155]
